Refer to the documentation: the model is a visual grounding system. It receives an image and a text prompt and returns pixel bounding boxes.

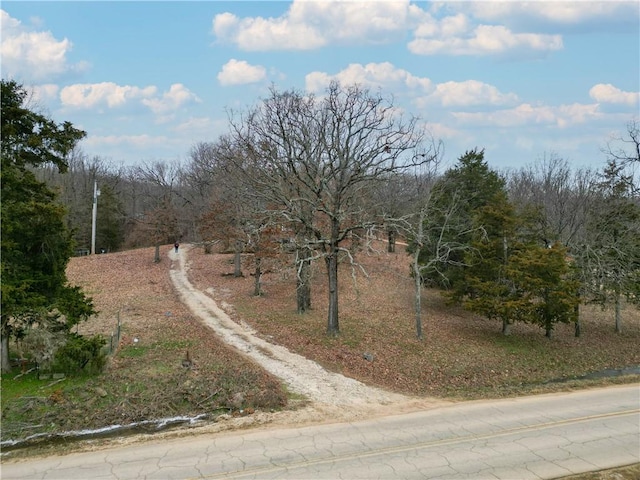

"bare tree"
[601,119,639,196]
[229,82,427,335]
[385,148,478,340]
[581,161,640,333]
[126,161,182,262]
[507,156,600,337]
[35,149,127,253]
[507,154,598,248]
[180,141,227,244]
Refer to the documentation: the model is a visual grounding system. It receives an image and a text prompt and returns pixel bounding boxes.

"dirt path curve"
[168,246,441,421]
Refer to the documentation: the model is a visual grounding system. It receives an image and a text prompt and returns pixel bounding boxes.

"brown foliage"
[17,246,288,436]
[187,241,640,398]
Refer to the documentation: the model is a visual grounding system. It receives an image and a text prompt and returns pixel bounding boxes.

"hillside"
[69,241,640,400]
[3,242,639,447]
[184,241,640,398]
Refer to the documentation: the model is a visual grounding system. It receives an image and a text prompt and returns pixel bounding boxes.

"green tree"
[420,149,506,290]
[509,243,580,338]
[452,191,520,335]
[1,80,95,372]
[458,194,579,337]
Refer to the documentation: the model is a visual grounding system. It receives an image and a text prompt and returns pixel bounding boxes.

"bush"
[21,329,67,372]
[53,334,107,375]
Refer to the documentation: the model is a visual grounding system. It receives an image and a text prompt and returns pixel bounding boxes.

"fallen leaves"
[186,242,640,399]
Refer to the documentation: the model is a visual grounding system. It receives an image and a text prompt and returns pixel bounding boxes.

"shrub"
[53,334,107,375]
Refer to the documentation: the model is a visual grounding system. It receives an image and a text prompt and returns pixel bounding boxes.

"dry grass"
[1,246,287,442]
[187,240,640,399]
[3,242,638,446]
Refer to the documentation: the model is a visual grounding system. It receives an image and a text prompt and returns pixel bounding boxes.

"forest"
[2,80,639,377]
[37,84,639,339]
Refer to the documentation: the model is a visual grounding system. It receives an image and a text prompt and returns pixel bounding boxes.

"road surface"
[2,384,638,480]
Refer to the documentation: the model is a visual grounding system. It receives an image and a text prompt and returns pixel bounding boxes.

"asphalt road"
[2,384,638,480]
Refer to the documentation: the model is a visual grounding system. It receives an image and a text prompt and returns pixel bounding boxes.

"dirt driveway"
[168,245,445,424]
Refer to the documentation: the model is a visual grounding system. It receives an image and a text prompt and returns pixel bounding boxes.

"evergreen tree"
[420,149,506,289]
[451,187,579,336]
[1,80,95,372]
[452,191,521,335]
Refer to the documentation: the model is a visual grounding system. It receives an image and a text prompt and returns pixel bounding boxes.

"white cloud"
[173,117,214,134]
[0,9,88,81]
[0,9,20,29]
[212,0,412,51]
[452,102,601,128]
[85,134,165,150]
[307,66,517,111]
[414,12,469,38]
[429,80,518,107]
[211,1,583,58]
[60,82,199,115]
[60,82,157,109]
[217,59,267,86]
[306,62,432,94]
[589,84,639,106]
[213,11,325,51]
[141,83,201,114]
[460,1,637,27]
[31,83,59,104]
[422,121,459,141]
[409,22,562,56]
[212,12,240,39]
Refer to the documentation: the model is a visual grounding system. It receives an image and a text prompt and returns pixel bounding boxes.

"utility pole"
[91,180,100,254]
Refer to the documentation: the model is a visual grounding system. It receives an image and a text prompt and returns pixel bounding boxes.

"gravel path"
[168,245,412,411]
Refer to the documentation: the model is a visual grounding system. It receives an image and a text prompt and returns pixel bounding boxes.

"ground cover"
[1,247,287,444]
[2,242,638,451]
[187,242,640,399]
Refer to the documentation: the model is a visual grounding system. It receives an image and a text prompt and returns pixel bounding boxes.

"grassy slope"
[2,243,639,445]
[188,242,640,399]
[1,246,287,443]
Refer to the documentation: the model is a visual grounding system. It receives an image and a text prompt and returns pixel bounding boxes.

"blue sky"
[1,1,638,171]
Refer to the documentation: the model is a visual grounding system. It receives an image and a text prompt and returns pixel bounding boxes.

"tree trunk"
[545,323,552,338]
[412,252,423,340]
[387,229,396,253]
[296,277,311,313]
[574,302,581,337]
[1,328,11,373]
[296,246,312,313]
[154,244,161,263]
[502,319,512,336]
[614,290,622,333]
[325,251,339,336]
[234,240,243,277]
[253,256,262,296]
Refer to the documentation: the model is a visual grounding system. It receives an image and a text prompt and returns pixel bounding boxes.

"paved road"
[2,384,638,480]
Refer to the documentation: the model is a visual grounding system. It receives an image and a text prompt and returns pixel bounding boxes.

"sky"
[1,1,639,172]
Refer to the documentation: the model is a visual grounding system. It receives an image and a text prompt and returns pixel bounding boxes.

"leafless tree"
[228,82,428,335]
[507,154,599,249]
[384,147,478,340]
[35,149,128,252]
[601,118,639,196]
[126,161,182,262]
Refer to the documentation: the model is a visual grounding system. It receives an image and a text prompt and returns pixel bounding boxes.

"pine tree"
[455,190,579,336]
[421,148,506,289]
[1,80,95,372]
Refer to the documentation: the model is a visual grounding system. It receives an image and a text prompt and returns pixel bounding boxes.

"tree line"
[2,80,638,371]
